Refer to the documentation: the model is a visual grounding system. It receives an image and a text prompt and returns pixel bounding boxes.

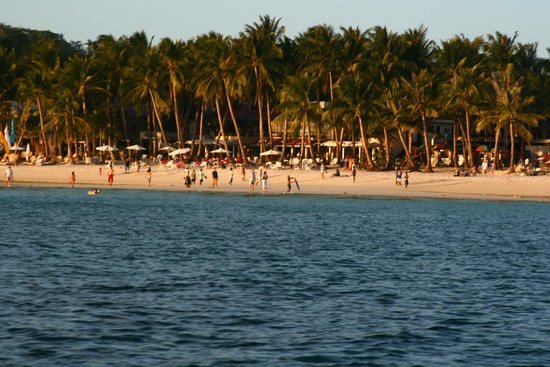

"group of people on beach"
[395,167,409,188]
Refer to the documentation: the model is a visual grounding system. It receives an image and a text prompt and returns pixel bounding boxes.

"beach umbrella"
[433,144,445,150]
[259,149,282,156]
[126,144,147,151]
[169,148,191,156]
[321,141,338,147]
[9,145,25,151]
[159,146,175,153]
[96,145,117,152]
[211,148,229,154]
[475,145,488,152]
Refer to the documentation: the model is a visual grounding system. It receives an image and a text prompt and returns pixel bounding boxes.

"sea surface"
[1,187,549,366]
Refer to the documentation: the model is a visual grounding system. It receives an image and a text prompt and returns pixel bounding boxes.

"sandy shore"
[3,163,550,202]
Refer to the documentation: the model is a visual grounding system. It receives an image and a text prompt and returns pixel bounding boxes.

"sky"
[3,0,549,55]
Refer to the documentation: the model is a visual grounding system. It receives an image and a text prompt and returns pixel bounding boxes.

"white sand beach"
[4,163,550,202]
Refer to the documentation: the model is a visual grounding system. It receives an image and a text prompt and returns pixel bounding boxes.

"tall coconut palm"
[127,34,169,148]
[402,69,439,172]
[274,75,322,160]
[437,35,487,168]
[296,24,339,101]
[241,15,285,152]
[158,38,187,148]
[478,64,541,173]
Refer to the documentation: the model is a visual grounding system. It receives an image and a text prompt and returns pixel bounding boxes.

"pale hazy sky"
[3,0,549,55]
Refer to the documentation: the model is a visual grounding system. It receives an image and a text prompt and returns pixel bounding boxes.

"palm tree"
[158,38,187,148]
[127,33,169,149]
[274,75,322,160]
[241,15,285,153]
[17,39,61,157]
[402,69,439,172]
[437,35,487,168]
[478,64,541,173]
[296,24,339,101]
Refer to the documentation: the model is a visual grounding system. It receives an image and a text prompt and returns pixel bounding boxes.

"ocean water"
[1,187,549,367]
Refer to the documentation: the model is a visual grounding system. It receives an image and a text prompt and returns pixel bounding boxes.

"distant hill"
[0,23,81,56]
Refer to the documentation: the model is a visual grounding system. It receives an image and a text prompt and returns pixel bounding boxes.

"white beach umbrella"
[9,145,25,151]
[126,144,147,151]
[169,148,191,156]
[259,149,281,156]
[96,145,117,152]
[159,146,175,152]
[211,148,229,154]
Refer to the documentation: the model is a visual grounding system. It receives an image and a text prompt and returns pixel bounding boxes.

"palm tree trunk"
[300,121,306,159]
[197,102,205,159]
[266,93,273,148]
[506,121,515,174]
[306,121,315,160]
[421,112,433,172]
[214,97,229,152]
[255,67,265,153]
[149,90,168,147]
[172,83,183,148]
[396,125,415,168]
[465,109,474,168]
[280,118,288,162]
[358,116,373,169]
[452,119,458,169]
[224,83,247,165]
[383,127,390,169]
[494,127,501,170]
[36,96,48,157]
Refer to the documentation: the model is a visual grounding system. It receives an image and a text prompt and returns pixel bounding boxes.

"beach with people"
[5,163,549,201]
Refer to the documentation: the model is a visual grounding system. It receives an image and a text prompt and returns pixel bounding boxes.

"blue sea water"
[0,187,549,366]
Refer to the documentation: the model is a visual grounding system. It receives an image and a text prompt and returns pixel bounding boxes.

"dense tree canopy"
[0,19,549,172]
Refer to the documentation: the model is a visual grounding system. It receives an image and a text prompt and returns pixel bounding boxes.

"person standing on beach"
[404,171,409,188]
[108,167,114,186]
[124,157,131,174]
[191,169,196,185]
[69,171,76,188]
[198,168,206,185]
[351,164,357,183]
[260,170,268,193]
[146,166,152,188]
[249,169,256,191]
[396,168,402,186]
[136,159,141,173]
[5,165,13,186]
[211,167,219,188]
[228,167,234,185]
[320,162,326,179]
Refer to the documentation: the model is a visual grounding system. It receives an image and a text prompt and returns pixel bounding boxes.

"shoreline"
[4,164,550,202]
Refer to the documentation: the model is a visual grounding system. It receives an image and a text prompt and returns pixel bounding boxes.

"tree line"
[0,16,549,172]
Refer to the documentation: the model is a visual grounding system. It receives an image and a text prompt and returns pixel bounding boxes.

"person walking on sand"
[241,164,246,181]
[146,165,152,188]
[5,165,14,186]
[351,164,357,183]
[260,170,268,193]
[108,167,114,186]
[228,167,234,185]
[198,168,206,185]
[320,162,326,179]
[404,171,409,188]
[211,167,219,188]
[249,169,256,191]
[69,171,76,188]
